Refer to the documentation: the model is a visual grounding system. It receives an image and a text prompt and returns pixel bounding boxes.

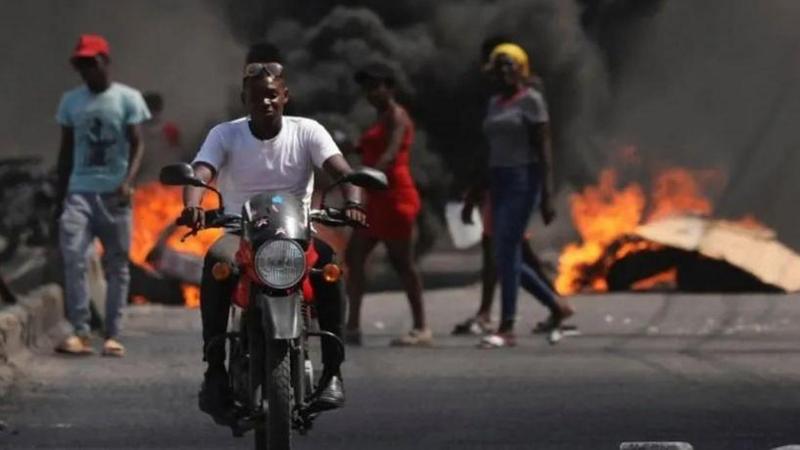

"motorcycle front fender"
[255,291,302,339]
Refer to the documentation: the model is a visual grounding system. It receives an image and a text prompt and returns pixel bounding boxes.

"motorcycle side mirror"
[319,167,388,209]
[159,163,206,187]
[335,167,389,191]
[159,163,225,210]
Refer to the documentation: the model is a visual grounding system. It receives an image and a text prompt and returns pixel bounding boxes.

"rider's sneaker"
[198,365,234,426]
[390,328,434,347]
[451,316,492,336]
[308,373,345,413]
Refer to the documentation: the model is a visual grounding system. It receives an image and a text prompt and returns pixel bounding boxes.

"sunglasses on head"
[243,62,284,79]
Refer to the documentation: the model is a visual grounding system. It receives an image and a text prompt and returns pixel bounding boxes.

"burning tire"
[606,247,682,291]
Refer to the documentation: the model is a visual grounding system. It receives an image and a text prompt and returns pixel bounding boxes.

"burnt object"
[606,247,682,291]
[129,263,184,305]
[676,255,782,293]
[606,247,781,293]
[144,223,204,284]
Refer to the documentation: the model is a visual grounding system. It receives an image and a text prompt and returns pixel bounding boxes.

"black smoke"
[217,0,608,193]
[217,0,800,250]
[589,1,800,249]
[1,1,797,252]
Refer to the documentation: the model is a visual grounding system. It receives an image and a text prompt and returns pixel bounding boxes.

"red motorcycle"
[160,163,387,450]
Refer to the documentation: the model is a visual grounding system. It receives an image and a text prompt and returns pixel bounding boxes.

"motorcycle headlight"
[254,240,306,289]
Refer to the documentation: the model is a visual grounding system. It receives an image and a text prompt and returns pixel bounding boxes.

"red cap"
[71,34,110,60]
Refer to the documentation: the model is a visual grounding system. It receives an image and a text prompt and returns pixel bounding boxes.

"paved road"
[2,288,800,450]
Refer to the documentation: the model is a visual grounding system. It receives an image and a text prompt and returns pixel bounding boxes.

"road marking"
[620,443,693,450]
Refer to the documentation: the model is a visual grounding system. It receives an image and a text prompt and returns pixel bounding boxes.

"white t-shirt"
[193,116,341,215]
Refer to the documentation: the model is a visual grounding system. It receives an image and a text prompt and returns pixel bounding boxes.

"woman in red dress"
[345,63,432,347]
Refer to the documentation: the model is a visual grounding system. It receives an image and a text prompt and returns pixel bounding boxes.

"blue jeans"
[59,193,131,338]
[490,164,558,328]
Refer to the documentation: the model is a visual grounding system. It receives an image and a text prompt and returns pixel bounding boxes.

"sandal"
[55,335,94,355]
[451,316,493,336]
[102,338,126,357]
[533,315,560,334]
[390,329,434,347]
[478,332,516,349]
[533,317,580,334]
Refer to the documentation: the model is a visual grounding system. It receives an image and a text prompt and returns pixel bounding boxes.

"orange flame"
[555,169,645,295]
[131,182,223,307]
[733,214,768,231]
[556,162,729,295]
[631,268,677,291]
[646,168,718,222]
[182,286,202,309]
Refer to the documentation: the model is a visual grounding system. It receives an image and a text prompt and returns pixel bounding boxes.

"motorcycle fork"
[291,303,317,434]
[290,336,306,412]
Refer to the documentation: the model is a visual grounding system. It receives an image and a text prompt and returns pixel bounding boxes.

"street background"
[2,251,800,450]
[2,1,800,449]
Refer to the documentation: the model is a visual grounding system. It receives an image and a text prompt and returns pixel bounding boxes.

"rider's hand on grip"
[178,206,205,230]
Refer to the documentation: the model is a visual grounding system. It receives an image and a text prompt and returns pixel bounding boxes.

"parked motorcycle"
[159,163,386,450]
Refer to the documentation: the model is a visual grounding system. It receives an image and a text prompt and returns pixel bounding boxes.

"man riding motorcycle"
[180,44,365,424]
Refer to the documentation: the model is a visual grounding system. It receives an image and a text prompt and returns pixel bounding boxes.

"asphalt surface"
[2,285,800,450]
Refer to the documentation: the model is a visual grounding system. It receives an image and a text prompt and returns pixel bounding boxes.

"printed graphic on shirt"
[84,116,118,168]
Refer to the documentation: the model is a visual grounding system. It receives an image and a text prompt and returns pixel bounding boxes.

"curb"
[0,284,69,393]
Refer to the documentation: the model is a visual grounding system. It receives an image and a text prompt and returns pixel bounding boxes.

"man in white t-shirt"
[181,43,365,424]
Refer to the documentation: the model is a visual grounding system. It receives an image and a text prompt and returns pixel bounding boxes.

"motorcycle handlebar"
[175,209,239,240]
[310,207,366,228]
[205,209,240,228]
[176,207,362,242]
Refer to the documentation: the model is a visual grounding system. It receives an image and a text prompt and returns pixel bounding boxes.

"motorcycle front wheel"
[255,339,292,450]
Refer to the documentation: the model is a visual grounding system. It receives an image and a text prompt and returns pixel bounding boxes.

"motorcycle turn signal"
[321,263,342,283]
[212,262,233,281]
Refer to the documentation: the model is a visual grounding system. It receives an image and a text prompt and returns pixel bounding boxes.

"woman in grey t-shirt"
[479,43,574,348]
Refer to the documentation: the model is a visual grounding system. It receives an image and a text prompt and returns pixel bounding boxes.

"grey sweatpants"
[59,193,131,338]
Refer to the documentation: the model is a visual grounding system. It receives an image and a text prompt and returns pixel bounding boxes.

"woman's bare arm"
[374,106,408,171]
[529,121,556,224]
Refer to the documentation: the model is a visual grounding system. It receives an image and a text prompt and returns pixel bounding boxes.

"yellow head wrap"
[485,42,530,78]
